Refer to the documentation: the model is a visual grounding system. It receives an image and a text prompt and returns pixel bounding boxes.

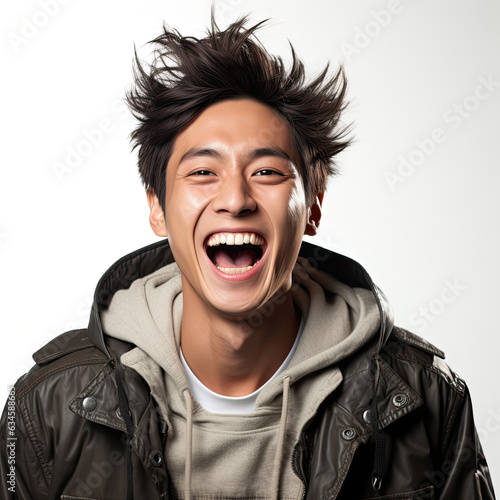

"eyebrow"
[178,146,293,166]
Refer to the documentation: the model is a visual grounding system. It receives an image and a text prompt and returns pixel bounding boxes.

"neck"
[180,280,301,397]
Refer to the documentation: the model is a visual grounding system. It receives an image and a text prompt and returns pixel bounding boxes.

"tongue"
[214,248,255,268]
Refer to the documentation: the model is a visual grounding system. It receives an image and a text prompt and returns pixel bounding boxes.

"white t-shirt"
[180,315,304,414]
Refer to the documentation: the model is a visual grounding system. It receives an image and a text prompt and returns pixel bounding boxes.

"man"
[0,14,494,500]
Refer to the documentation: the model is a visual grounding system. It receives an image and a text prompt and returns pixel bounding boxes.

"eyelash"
[191,169,283,176]
[255,169,283,176]
[191,170,214,176]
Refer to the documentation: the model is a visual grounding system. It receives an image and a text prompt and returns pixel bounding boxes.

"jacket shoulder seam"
[394,350,466,396]
[35,341,95,364]
[392,326,445,359]
[17,357,106,399]
[33,328,94,365]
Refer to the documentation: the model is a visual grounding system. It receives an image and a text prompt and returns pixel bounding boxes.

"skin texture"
[147,97,323,396]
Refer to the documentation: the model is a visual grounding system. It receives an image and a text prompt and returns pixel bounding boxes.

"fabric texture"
[0,240,494,500]
[100,256,381,499]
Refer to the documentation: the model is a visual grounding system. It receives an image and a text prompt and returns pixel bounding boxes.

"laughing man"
[0,15,494,500]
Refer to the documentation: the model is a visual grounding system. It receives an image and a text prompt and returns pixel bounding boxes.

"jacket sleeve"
[435,383,495,499]
[0,384,49,500]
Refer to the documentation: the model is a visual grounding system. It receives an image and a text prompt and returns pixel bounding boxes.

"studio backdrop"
[1,0,498,492]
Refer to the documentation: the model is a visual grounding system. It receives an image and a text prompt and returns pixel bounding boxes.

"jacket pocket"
[363,485,434,499]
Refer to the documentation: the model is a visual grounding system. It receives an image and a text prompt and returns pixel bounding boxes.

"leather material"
[0,239,495,499]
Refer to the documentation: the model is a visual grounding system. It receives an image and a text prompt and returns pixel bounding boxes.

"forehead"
[169,98,298,164]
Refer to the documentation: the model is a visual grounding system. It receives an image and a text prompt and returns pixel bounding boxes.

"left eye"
[255,169,282,176]
[191,170,215,176]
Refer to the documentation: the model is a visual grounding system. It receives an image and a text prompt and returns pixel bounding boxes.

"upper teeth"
[207,232,265,247]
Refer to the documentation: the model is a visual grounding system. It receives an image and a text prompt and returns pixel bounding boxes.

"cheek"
[168,183,205,209]
[164,187,212,270]
[268,189,307,253]
[166,186,209,233]
[285,184,308,231]
[287,197,306,228]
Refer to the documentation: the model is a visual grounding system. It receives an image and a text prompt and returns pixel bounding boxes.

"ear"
[304,192,324,236]
[146,189,168,237]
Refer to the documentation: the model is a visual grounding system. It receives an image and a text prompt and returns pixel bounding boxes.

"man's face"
[148,98,322,318]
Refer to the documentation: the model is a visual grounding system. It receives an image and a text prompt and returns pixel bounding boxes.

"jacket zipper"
[291,444,307,500]
[158,415,168,449]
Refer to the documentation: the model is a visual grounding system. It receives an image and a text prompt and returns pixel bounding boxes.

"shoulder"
[1,331,125,495]
[14,328,108,400]
[381,325,466,397]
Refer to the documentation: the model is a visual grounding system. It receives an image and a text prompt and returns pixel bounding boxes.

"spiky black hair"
[126,12,351,212]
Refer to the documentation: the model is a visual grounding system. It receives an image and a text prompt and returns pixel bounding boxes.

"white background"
[1,0,499,493]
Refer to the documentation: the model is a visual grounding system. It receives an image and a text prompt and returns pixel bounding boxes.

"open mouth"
[205,232,265,275]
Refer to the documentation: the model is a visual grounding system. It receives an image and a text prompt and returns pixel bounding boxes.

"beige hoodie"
[100,256,380,499]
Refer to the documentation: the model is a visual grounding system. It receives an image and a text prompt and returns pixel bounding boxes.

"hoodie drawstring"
[182,377,291,500]
[271,376,291,500]
[183,389,193,500]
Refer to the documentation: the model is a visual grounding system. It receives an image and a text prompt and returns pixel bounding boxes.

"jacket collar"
[87,239,175,357]
[87,238,394,358]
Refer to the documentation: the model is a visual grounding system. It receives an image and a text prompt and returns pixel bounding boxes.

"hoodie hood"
[99,253,381,410]
[88,239,394,359]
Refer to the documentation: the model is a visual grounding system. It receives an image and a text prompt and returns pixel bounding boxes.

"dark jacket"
[0,240,495,499]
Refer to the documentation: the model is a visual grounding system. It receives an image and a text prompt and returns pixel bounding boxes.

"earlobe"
[304,192,324,237]
[146,189,168,237]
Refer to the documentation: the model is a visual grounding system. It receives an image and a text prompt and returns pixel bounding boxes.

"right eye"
[190,170,216,176]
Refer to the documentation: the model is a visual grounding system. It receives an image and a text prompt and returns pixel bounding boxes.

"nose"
[211,174,257,216]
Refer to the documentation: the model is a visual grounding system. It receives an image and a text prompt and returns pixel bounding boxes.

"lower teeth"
[215,263,256,274]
